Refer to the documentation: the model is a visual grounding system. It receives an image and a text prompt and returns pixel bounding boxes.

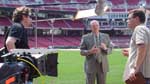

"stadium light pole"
[50,19,55,48]
[124,0,128,12]
[34,8,39,48]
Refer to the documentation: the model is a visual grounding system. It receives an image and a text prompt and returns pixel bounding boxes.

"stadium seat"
[146,0,150,4]
[111,36,130,48]
[0,17,12,26]
[111,0,124,5]
[43,0,56,3]
[111,9,126,12]
[52,20,69,29]
[56,0,71,3]
[5,4,21,8]
[0,4,4,7]
[5,0,20,4]
[44,7,61,11]
[75,0,89,3]
[64,20,85,29]
[62,8,77,11]
[28,36,81,48]
[32,21,51,29]
[0,36,4,48]
[1,35,131,48]
[126,0,139,5]
[27,0,36,3]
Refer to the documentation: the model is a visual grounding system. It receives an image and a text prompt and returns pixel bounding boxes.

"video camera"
[0,52,39,84]
[0,48,58,84]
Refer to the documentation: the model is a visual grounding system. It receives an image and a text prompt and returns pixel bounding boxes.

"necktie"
[95,35,99,47]
[95,34,102,63]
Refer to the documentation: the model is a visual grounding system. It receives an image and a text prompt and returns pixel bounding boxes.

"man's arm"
[134,44,146,72]
[81,45,99,56]
[106,34,112,54]
[80,36,99,56]
[128,44,146,81]
[100,34,112,55]
[134,27,147,71]
[80,36,88,56]
[5,37,16,52]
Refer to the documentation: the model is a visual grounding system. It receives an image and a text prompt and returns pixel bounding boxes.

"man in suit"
[80,20,112,84]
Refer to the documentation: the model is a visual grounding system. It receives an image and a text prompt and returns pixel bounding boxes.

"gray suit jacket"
[80,32,112,73]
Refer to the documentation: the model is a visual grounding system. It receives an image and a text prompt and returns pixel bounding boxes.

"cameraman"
[5,6,32,52]
[0,6,33,84]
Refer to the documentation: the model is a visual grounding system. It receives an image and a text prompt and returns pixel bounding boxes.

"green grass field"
[33,49,127,84]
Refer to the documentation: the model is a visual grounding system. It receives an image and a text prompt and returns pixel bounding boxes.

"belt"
[145,78,150,81]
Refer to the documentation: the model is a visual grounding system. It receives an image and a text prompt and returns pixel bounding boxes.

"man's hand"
[128,68,139,81]
[89,45,100,54]
[100,43,107,50]
[122,48,129,57]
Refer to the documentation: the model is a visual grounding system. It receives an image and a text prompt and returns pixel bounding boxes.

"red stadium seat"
[52,20,69,29]
[0,36,5,48]
[0,17,12,26]
[56,0,71,3]
[111,0,124,5]
[5,4,21,8]
[43,0,56,3]
[146,0,150,4]
[28,36,81,47]
[111,9,126,12]
[111,36,130,48]
[28,35,130,48]
[0,4,4,7]
[30,0,36,2]
[126,0,139,5]
[75,0,89,3]
[32,21,51,29]
[44,7,61,11]
[62,8,77,11]
[64,20,85,29]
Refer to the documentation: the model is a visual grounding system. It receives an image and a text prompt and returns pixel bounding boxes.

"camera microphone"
[1,53,15,58]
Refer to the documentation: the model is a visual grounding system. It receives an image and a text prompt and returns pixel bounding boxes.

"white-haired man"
[80,20,112,84]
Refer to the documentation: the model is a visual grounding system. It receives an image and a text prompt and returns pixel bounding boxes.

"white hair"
[90,20,99,26]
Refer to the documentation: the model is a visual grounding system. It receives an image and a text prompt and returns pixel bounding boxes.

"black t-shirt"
[7,23,29,49]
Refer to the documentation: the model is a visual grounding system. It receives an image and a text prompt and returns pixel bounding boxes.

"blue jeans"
[145,78,150,84]
[27,81,32,84]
